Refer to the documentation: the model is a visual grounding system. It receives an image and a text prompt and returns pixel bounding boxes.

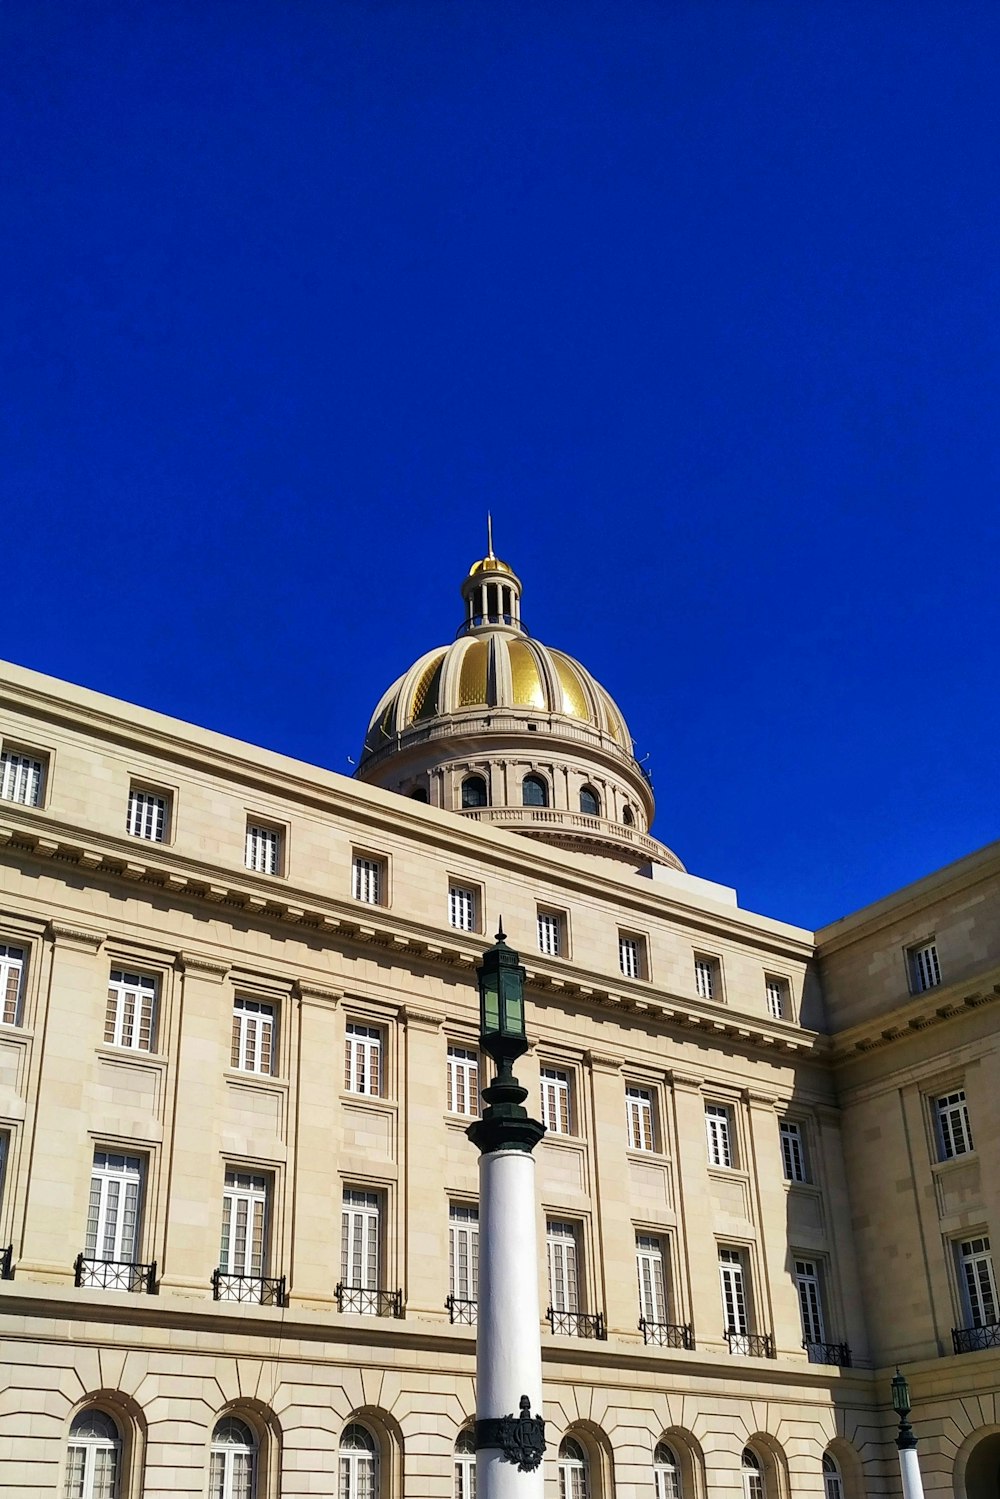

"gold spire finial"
[487,511,494,558]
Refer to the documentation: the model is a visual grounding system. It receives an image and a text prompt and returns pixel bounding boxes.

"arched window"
[210,1417,256,1499]
[65,1409,121,1499]
[409,787,428,802]
[522,775,548,809]
[742,1449,765,1499]
[579,786,600,817]
[461,775,488,809]
[454,1427,476,1499]
[558,1437,590,1499]
[823,1453,843,1499]
[622,803,634,826]
[654,1441,682,1499]
[340,1423,377,1499]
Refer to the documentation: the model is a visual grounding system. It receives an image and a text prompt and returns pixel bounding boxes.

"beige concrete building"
[0,547,996,1499]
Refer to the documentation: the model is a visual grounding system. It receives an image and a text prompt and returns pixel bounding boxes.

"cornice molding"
[668,1070,704,1092]
[829,980,1000,1063]
[47,919,105,951]
[179,952,231,982]
[294,980,343,1006]
[585,1050,623,1072]
[402,1006,443,1030]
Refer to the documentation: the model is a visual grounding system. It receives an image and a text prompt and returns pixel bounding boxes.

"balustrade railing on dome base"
[335,1283,403,1318]
[953,1322,1000,1354]
[724,1330,775,1358]
[445,1295,478,1325]
[547,1307,607,1340]
[804,1339,852,1367]
[639,1318,695,1349]
[75,1254,158,1294]
[211,1270,286,1306]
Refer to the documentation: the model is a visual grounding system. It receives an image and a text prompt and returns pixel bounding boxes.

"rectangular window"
[245,822,281,875]
[449,1203,479,1303]
[795,1258,826,1344]
[540,1067,572,1135]
[958,1236,998,1329]
[936,1089,974,1160]
[127,786,168,842]
[780,1120,808,1183]
[448,885,476,932]
[626,1086,655,1152]
[447,1045,480,1116]
[85,1151,142,1263]
[619,934,643,980]
[537,910,562,957]
[0,943,26,1027]
[694,954,720,1001]
[765,975,789,1020]
[705,1104,734,1168]
[345,1021,382,1096]
[636,1233,668,1324]
[352,855,383,905]
[231,996,275,1075]
[341,1188,380,1289]
[546,1219,579,1313]
[908,939,941,993]
[0,748,43,807]
[104,969,157,1052]
[719,1247,749,1334]
[219,1170,268,1279]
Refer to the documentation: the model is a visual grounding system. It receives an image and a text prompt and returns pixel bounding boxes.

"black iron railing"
[75,1255,157,1294]
[446,1295,478,1325]
[547,1307,607,1340]
[212,1270,285,1306]
[336,1283,403,1318]
[640,1318,694,1349]
[724,1330,775,1358]
[1,1244,14,1281]
[953,1322,1000,1354]
[804,1339,852,1367]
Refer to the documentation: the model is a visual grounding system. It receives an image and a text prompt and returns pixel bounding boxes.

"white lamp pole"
[891,1369,925,1499]
[468,927,547,1498]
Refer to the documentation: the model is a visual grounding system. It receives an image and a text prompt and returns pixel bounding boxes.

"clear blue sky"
[3,3,998,929]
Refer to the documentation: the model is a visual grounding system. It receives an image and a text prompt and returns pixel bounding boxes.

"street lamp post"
[468,926,547,1497]
[891,1369,925,1499]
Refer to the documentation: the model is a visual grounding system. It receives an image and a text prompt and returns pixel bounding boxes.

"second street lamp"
[891,1368,925,1499]
[468,926,547,1496]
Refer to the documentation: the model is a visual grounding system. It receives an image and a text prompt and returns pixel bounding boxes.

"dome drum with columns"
[356,544,683,870]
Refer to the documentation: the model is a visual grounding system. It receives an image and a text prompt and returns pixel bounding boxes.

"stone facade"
[0,653,997,1498]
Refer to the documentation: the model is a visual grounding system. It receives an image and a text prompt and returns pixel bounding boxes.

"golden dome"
[468,555,513,576]
[361,634,631,751]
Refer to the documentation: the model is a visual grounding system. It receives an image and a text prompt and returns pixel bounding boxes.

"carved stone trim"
[294,980,343,1005]
[47,921,105,952]
[585,1049,623,1071]
[669,1070,704,1091]
[179,952,231,982]
[744,1088,778,1109]
[403,1006,443,1029]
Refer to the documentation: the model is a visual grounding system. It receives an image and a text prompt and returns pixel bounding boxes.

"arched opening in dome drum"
[409,787,428,802]
[522,775,549,808]
[579,785,601,817]
[461,775,488,808]
[622,803,634,825]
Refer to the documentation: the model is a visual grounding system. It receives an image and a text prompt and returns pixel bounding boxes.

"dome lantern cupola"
[356,537,683,872]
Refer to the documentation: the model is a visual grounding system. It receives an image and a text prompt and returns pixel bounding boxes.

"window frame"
[449,1201,479,1305]
[719,1245,751,1335]
[231,995,277,1076]
[344,1019,384,1097]
[557,1435,590,1499]
[764,973,790,1021]
[693,952,722,1003]
[448,882,478,934]
[705,1103,735,1169]
[104,968,158,1053]
[618,931,647,981]
[779,1119,809,1183]
[822,1453,844,1499]
[209,1415,258,1499]
[0,743,47,808]
[907,937,941,993]
[636,1231,669,1325]
[244,819,284,877]
[537,908,565,958]
[454,1427,477,1499]
[626,1084,656,1153]
[956,1234,998,1329]
[0,941,27,1028]
[794,1255,826,1345]
[546,1218,581,1314]
[65,1407,123,1499]
[579,784,601,817]
[219,1169,270,1282]
[446,1043,480,1117]
[461,773,489,809]
[341,1187,382,1292]
[339,1422,378,1499]
[351,851,386,906]
[84,1150,144,1266]
[126,783,171,844]
[540,1066,573,1136]
[654,1441,682,1499]
[522,773,549,808]
[934,1088,974,1161]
